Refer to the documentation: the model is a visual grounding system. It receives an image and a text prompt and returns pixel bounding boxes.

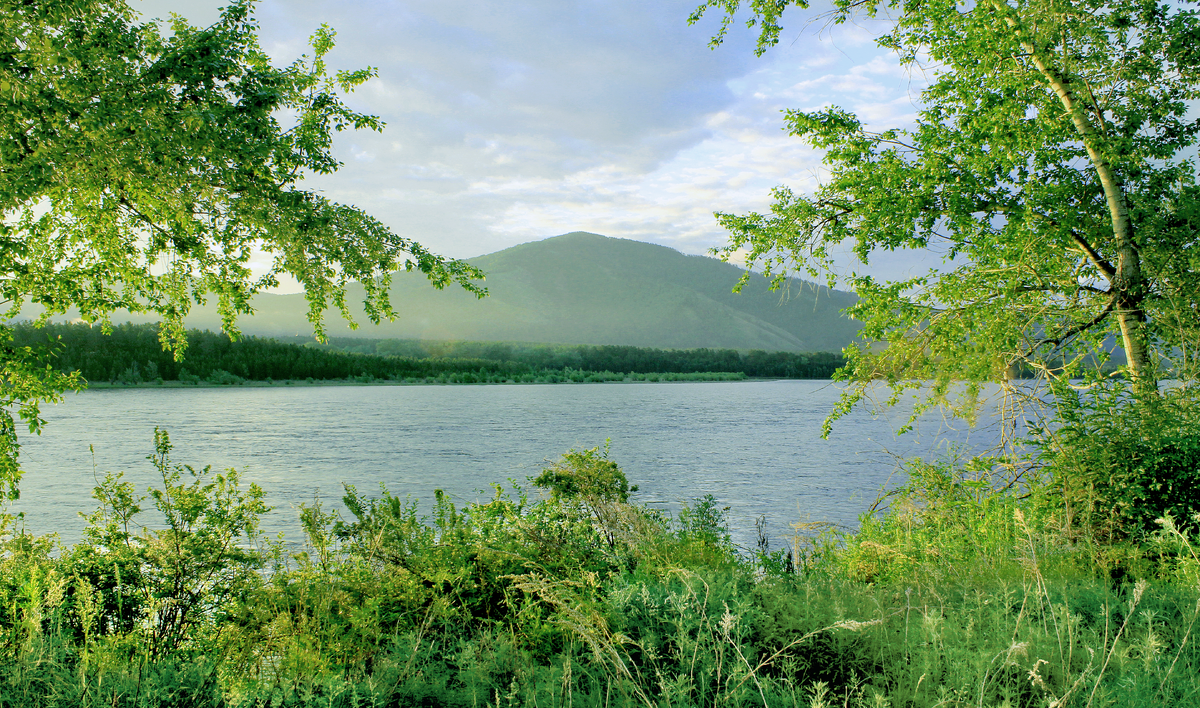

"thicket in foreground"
[1,433,1198,707]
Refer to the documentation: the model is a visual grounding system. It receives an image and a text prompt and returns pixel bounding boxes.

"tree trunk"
[994,1,1157,395]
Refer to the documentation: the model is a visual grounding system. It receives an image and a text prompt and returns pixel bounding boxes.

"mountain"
[26,232,861,352]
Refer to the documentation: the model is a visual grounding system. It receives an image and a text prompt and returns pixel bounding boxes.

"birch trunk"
[994,0,1156,394]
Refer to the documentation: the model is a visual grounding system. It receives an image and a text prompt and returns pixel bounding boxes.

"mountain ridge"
[22,232,861,352]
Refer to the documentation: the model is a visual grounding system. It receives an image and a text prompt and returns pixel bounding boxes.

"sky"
[134,0,927,288]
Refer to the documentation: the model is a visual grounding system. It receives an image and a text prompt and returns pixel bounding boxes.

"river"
[9,380,998,550]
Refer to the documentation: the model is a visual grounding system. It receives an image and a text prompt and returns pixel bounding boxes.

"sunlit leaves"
[0,328,83,499]
[0,0,486,492]
[700,0,1200,433]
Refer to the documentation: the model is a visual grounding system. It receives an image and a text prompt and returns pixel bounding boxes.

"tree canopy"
[692,0,1200,437]
[0,0,484,496]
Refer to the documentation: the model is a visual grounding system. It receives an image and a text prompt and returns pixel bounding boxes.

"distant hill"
[21,232,860,352]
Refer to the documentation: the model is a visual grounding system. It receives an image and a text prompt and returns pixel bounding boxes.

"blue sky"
[136,1,928,285]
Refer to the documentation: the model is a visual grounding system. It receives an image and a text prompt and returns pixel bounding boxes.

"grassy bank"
[1,435,1197,707]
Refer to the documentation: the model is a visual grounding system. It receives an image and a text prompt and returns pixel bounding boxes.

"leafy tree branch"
[0,0,486,495]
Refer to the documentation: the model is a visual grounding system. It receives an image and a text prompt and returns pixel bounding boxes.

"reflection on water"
[11,381,1004,550]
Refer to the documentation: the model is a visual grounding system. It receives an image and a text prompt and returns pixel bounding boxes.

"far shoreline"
[80,376,809,389]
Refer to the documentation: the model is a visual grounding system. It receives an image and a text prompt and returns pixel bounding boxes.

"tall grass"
[1,437,1197,706]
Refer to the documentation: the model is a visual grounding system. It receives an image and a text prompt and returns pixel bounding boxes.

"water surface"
[11,381,992,549]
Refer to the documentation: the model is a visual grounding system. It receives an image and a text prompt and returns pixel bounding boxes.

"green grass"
[1,436,1198,707]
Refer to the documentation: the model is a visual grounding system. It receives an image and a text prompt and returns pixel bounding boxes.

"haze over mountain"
[30,233,861,352]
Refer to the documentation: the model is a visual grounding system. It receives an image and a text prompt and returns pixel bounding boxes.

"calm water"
[9,381,993,549]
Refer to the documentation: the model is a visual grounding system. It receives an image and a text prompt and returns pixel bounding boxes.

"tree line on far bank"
[8,321,844,385]
[295,335,844,378]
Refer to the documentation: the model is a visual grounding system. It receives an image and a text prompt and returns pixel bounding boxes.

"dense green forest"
[294,335,844,378]
[7,321,843,385]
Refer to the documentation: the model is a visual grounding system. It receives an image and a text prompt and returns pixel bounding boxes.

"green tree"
[691,0,1200,432]
[0,0,484,496]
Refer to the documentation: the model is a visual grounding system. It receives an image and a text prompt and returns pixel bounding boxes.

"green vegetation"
[673,6,1200,704]
[1,0,481,496]
[2,434,1198,706]
[9,321,843,385]
[699,0,1199,410]
[300,334,843,379]
[3,0,1197,704]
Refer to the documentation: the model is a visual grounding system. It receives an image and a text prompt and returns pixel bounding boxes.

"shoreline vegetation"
[1,436,1197,707]
[8,321,842,387]
[82,372,754,388]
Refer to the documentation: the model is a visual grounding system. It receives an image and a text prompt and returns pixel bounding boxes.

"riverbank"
[10,321,843,387]
[83,369,754,388]
[2,441,1196,707]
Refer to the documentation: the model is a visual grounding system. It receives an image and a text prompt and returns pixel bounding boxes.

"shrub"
[1040,387,1200,540]
[205,369,244,385]
[532,442,637,503]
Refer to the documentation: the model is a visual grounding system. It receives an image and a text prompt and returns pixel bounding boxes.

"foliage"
[313,333,846,378]
[1037,386,1200,540]
[8,320,842,384]
[689,0,1200,561]
[692,0,1200,425]
[72,428,269,658]
[797,455,1053,584]
[0,0,483,493]
[0,430,267,706]
[534,442,639,503]
[3,439,1199,705]
[0,327,81,498]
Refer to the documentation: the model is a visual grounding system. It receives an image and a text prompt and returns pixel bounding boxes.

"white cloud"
[132,0,928,285]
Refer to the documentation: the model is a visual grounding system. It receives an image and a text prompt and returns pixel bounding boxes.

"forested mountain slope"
[24,232,860,352]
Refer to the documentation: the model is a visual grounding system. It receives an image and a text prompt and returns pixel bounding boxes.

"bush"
[532,442,637,503]
[205,369,244,385]
[1039,387,1200,540]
